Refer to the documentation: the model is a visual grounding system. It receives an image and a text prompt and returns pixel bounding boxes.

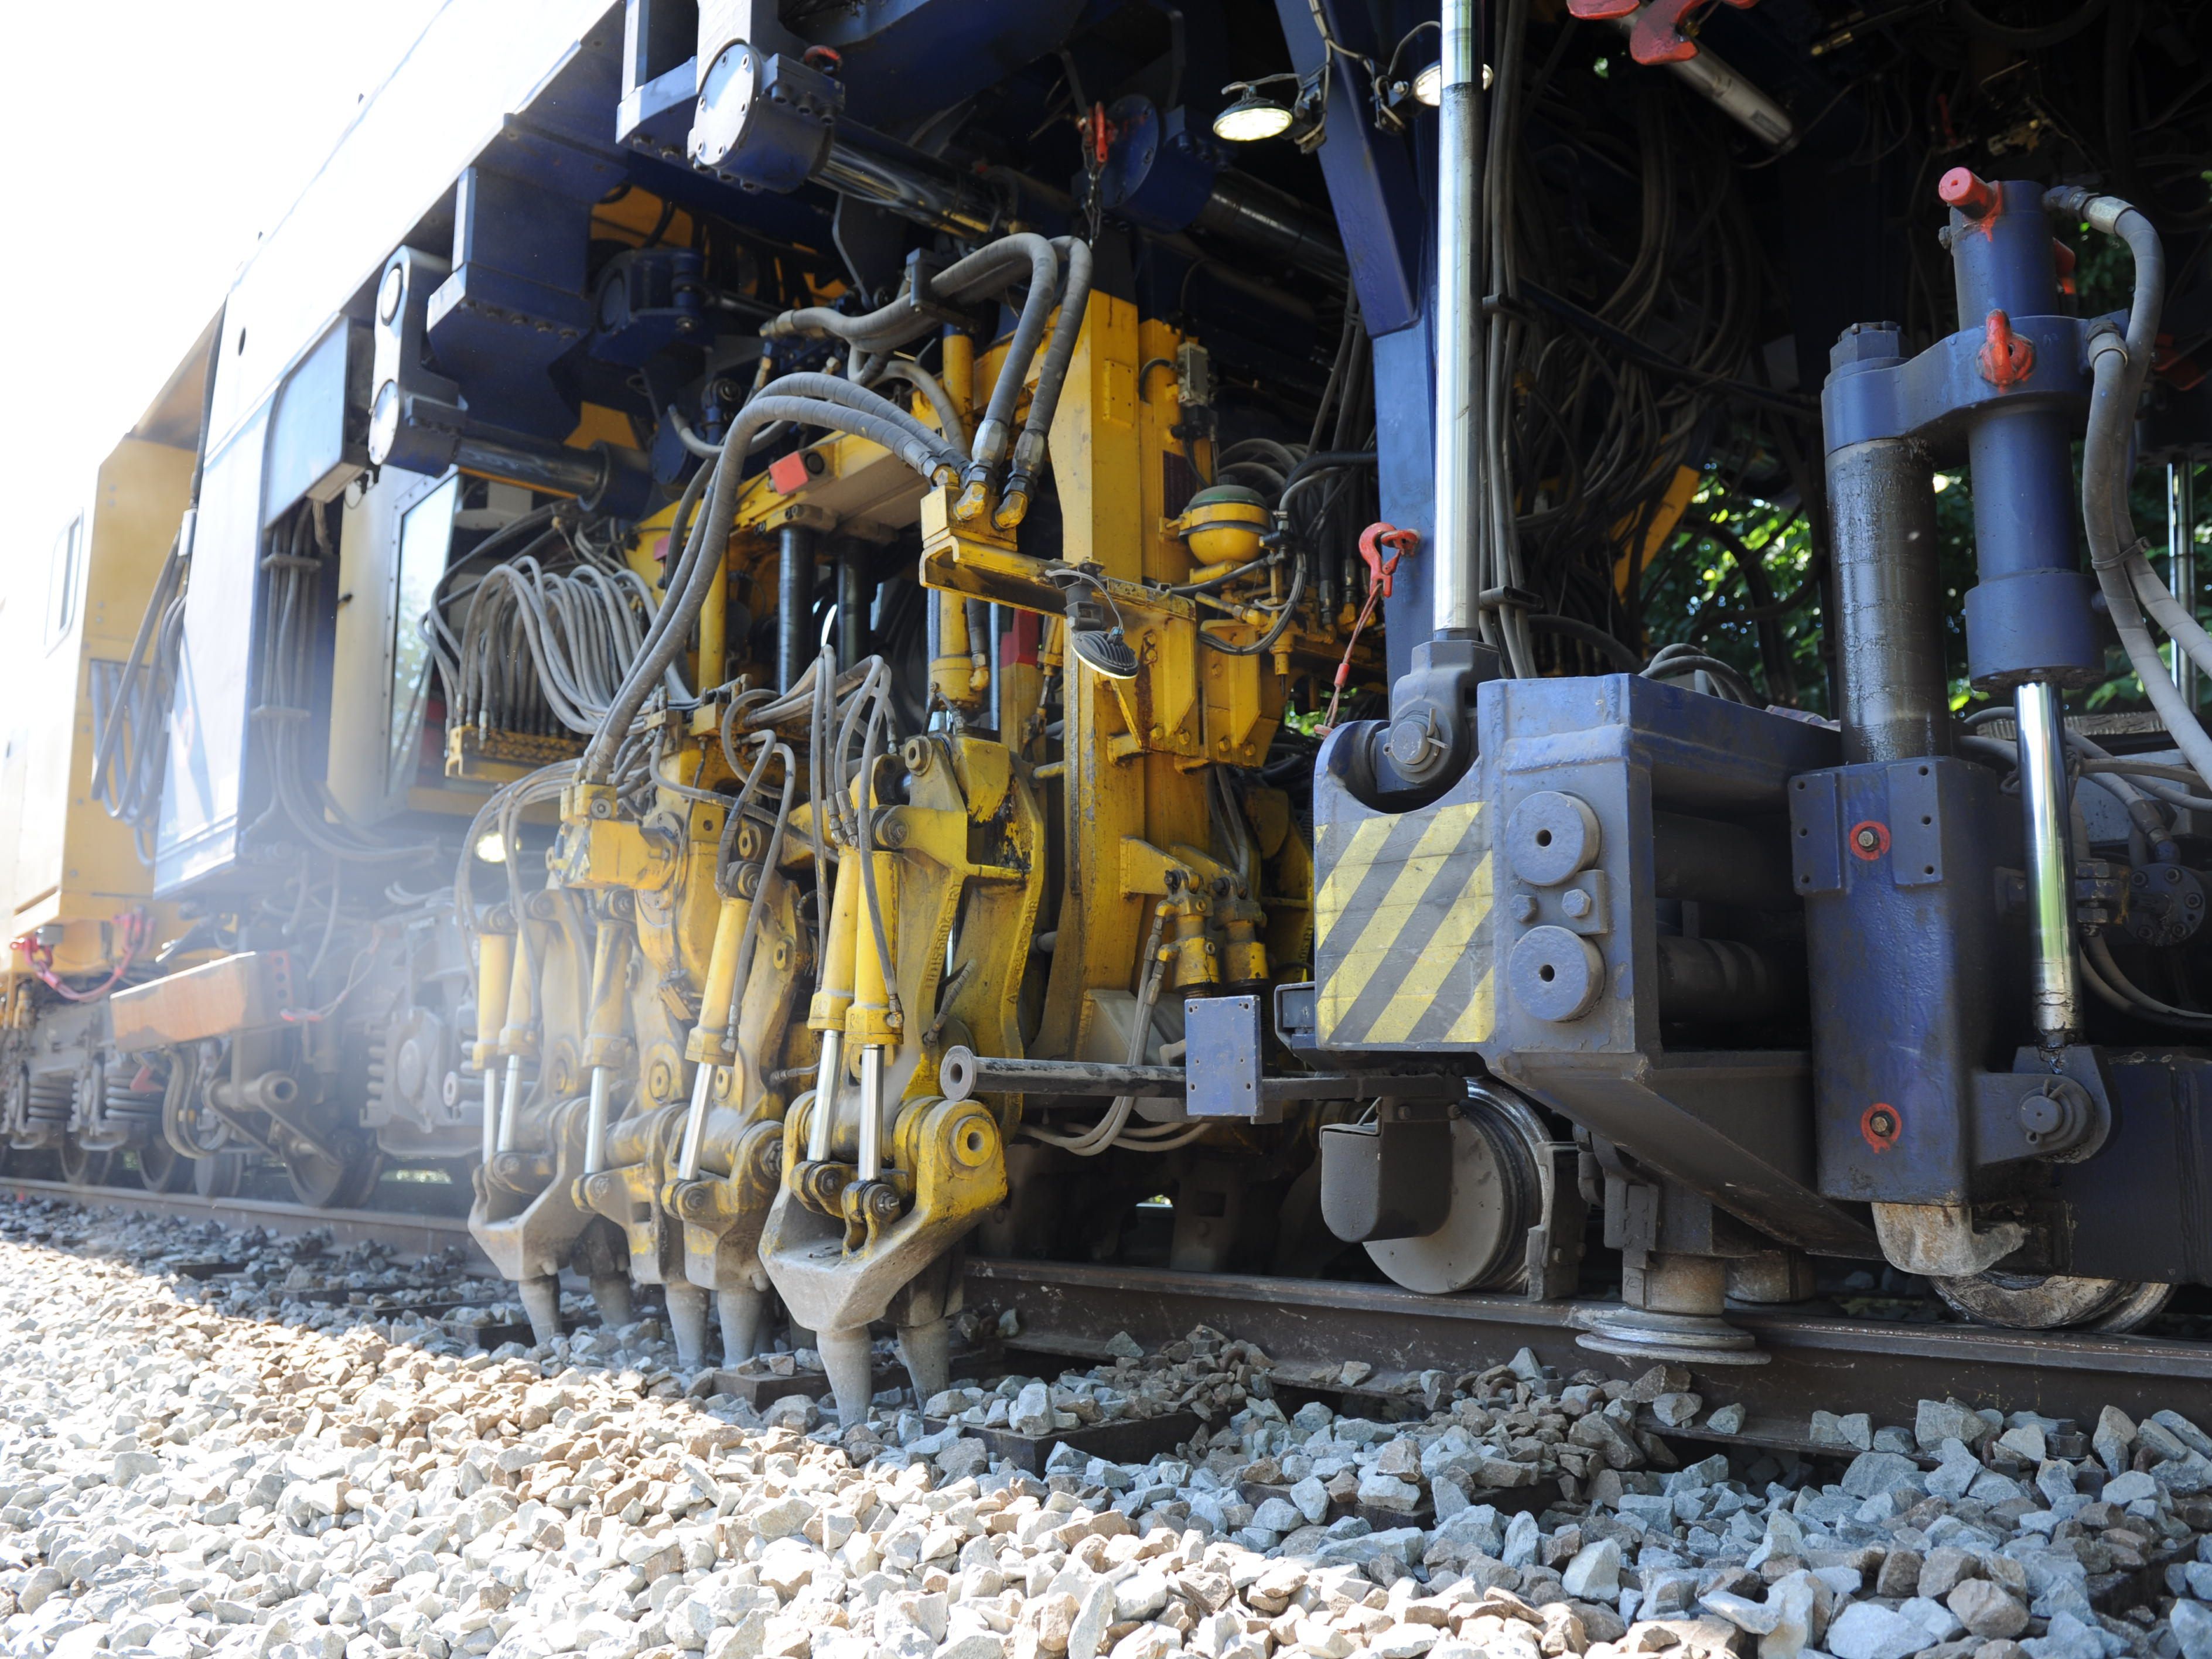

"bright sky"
[0,1,448,558]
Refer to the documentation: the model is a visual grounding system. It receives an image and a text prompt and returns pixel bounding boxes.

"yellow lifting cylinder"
[804,839,862,1162]
[582,917,634,1176]
[472,923,514,1166]
[495,920,541,1155]
[685,882,757,1069]
[931,589,978,714]
[846,839,901,1052]
[699,549,728,692]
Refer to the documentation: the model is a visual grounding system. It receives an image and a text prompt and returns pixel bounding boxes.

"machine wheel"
[283,1136,384,1210]
[1365,1086,1554,1294]
[135,1139,196,1194]
[57,1137,113,1189]
[0,1141,47,1182]
[194,1152,248,1200]
[1931,1271,2175,1332]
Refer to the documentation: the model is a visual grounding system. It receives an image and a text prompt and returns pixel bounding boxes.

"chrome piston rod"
[1431,0,1483,637]
[2015,681,2080,1050]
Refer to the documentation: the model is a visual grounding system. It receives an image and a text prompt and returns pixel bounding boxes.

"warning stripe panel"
[1314,802,1493,1050]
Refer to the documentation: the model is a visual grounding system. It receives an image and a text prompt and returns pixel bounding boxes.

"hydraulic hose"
[869,359,968,453]
[995,237,1095,529]
[1201,554,1308,657]
[957,234,1061,495]
[2054,189,2212,796]
[582,393,962,783]
[755,373,964,479]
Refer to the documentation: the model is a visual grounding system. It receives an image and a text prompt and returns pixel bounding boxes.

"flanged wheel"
[57,1136,112,1189]
[1364,1085,1555,1294]
[194,1152,247,1200]
[1932,1271,2174,1332]
[135,1138,196,1194]
[283,1135,383,1210]
[0,1141,57,1182]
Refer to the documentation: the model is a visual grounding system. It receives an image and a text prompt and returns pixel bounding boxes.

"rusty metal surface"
[1,1177,489,1270]
[965,1257,2212,1428]
[109,950,288,1052]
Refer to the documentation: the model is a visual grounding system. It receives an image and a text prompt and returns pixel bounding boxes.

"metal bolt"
[1854,826,1881,852]
[1561,888,1593,920]
[1508,892,1537,923]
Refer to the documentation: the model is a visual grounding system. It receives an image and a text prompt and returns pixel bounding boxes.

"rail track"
[7,1178,2209,1434]
[1,1175,487,1268]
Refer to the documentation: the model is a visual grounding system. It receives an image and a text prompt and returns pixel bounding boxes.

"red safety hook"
[1322,523,1421,732]
[1358,522,1419,600]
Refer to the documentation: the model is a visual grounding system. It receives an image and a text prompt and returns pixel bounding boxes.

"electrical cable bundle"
[1473,0,1781,681]
[89,528,190,861]
[446,558,673,738]
[252,504,439,864]
[579,233,1095,788]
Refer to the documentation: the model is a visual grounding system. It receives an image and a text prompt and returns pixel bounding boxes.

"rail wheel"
[194,1152,247,1199]
[0,1141,48,1182]
[1931,1271,2175,1332]
[57,1136,112,1189]
[135,1139,195,1194]
[283,1135,383,1210]
[1364,1085,1556,1294]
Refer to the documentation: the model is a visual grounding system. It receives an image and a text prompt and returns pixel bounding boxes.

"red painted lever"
[1939,167,1998,219]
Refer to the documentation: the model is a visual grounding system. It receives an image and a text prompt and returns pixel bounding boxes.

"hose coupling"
[992,473,1033,531]
[953,463,994,522]
[2085,319,2129,366]
[2044,185,2137,237]
[970,417,1012,472]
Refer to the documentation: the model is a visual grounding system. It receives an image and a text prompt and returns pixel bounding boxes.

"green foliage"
[1639,223,2197,719]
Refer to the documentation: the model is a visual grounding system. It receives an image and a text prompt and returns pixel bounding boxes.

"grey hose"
[2056,190,2212,793]
[665,405,721,460]
[995,237,1095,528]
[760,233,1062,503]
[757,374,964,478]
[958,234,1061,481]
[582,392,962,783]
[868,359,968,452]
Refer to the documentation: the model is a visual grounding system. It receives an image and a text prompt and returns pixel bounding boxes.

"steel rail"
[5,1182,2206,1428]
[965,1257,2212,1428]
[1,1176,489,1269]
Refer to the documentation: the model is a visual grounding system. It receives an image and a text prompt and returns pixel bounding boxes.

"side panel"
[200,1,619,461]
[154,405,271,895]
[327,465,455,823]
[5,439,194,963]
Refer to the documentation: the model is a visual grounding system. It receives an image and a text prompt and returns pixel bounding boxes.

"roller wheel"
[1364,1085,1554,1294]
[194,1152,248,1200]
[1931,1271,2175,1332]
[283,1135,383,1210]
[135,1139,196,1194]
[57,1137,112,1189]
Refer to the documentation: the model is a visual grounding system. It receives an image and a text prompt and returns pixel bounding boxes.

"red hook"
[1323,524,1421,732]
[1358,522,1420,600]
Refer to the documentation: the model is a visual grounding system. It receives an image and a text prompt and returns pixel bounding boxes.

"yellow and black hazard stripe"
[1312,801,1494,1050]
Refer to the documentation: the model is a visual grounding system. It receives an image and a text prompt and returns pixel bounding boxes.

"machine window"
[43,518,80,652]
[389,474,458,793]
